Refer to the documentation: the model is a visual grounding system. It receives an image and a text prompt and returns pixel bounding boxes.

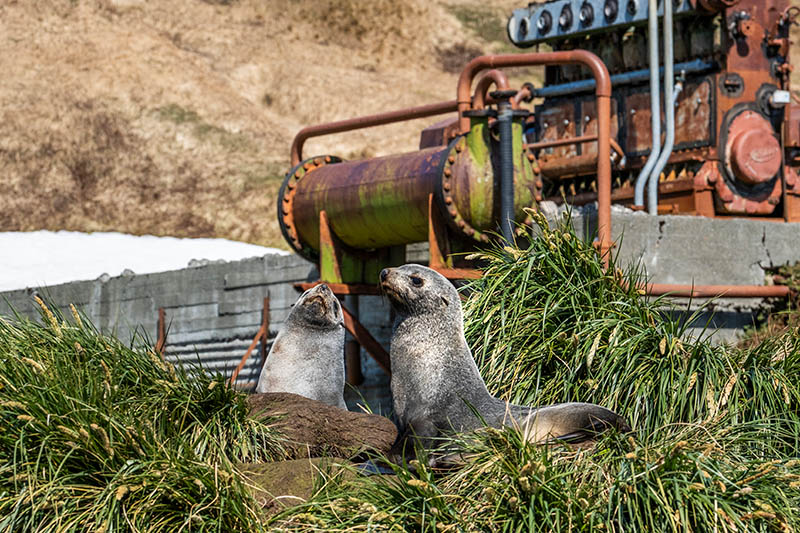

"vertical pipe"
[634,0,661,208]
[648,0,675,214]
[498,100,515,243]
[597,95,612,267]
[344,295,363,386]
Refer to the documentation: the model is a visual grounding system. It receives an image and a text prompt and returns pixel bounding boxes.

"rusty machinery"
[508,0,800,217]
[278,0,795,371]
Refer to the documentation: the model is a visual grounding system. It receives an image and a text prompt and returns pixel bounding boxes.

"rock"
[240,457,353,516]
[248,392,398,459]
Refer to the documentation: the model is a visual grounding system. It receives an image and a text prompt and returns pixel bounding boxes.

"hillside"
[0,0,522,249]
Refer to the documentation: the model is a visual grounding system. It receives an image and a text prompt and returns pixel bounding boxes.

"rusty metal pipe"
[642,283,790,298]
[472,69,510,110]
[457,52,613,263]
[457,52,612,133]
[525,134,598,151]
[290,100,459,166]
[512,83,533,108]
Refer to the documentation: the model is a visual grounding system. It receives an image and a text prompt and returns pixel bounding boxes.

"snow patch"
[0,231,289,292]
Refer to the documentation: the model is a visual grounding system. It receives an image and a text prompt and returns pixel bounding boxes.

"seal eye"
[410,275,424,287]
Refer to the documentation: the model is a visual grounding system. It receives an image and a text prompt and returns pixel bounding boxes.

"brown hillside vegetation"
[3,0,795,250]
[0,0,521,248]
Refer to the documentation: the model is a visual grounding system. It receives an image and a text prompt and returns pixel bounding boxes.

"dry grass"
[0,0,503,248]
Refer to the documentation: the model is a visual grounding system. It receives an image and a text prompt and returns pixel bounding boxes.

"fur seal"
[380,264,630,446]
[255,284,347,410]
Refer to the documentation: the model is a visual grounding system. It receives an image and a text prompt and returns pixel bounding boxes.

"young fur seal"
[255,284,347,410]
[380,264,630,446]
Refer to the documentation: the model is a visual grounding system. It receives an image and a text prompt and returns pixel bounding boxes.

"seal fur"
[255,284,347,410]
[380,264,630,446]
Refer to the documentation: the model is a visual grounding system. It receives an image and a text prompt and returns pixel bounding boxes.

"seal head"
[381,264,629,448]
[255,284,347,409]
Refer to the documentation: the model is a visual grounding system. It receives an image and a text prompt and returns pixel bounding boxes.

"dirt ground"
[0,0,523,248]
[0,0,796,249]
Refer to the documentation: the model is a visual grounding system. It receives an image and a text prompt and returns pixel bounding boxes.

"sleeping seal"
[380,264,630,447]
[255,284,347,410]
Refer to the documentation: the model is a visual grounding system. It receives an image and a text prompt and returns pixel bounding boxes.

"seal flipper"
[518,402,631,444]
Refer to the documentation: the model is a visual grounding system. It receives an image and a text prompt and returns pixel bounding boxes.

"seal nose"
[380,268,390,282]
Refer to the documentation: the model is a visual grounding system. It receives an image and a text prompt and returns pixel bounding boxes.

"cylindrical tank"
[279,114,538,261]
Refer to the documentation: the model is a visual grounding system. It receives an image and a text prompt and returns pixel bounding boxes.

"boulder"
[240,457,353,516]
[248,392,398,459]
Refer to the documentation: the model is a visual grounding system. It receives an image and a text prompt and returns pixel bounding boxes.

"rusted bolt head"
[324,155,331,163]
[448,156,456,164]
[443,182,451,191]
[445,196,453,205]
[768,196,780,205]
[303,163,311,170]
[287,182,295,190]
[313,157,322,165]
[535,179,543,187]
[448,206,457,216]
[527,153,535,161]
[457,220,466,228]
[294,170,303,178]
[535,193,543,201]
[455,144,462,153]
[444,168,452,177]
[466,227,475,236]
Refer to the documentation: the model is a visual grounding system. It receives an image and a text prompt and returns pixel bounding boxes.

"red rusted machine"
[509,0,800,218]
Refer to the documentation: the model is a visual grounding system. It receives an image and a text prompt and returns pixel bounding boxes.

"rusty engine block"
[509,0,800,218]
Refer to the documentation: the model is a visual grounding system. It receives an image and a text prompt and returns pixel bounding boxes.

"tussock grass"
[272,213,800,532]
[0,300,285,532]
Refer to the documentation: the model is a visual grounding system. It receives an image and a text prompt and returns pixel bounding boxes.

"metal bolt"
[448,207,458,216]
[457,220,466,228]
[466,227,475,236]
[585,116,590,123]
[527,153,535,161]
[313,157,322,165]
[303,163,311,170]
[445,196,453,205]
[448,156,456,163]
[535,193,543,201]
[324,156,331,163]
[443,182,451,191]
[455,144,462,153]
[696,97,702,104]
[444,168,452,177]
[768,196,780,205]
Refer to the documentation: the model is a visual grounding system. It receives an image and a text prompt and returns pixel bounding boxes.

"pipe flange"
[437,136,535,242]
[277,155,343,261]
[718,104,781,210]
[438,136,490,243]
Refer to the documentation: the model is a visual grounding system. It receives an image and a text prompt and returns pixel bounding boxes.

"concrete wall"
[1,211,798,411]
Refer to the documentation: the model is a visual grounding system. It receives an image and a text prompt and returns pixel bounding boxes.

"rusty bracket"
[229,297,270,386]
[155,307,166,358]
[341,304,391,375]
